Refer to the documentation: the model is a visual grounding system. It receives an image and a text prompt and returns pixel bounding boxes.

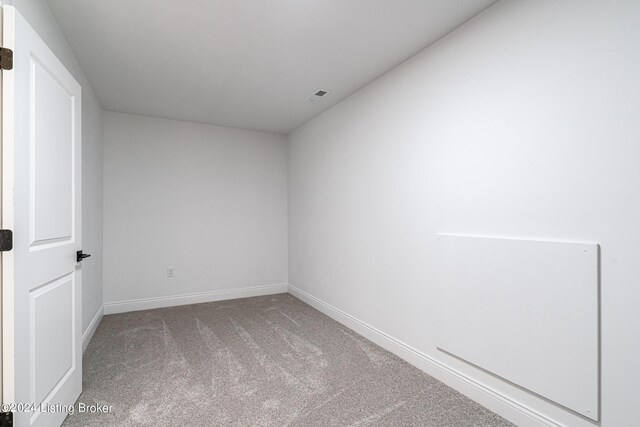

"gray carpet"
[63,294,513,426]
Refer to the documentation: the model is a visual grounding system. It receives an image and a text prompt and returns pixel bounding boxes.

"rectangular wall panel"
[436,234,599,420]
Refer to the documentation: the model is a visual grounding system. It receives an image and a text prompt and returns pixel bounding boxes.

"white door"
[2,6,82,427]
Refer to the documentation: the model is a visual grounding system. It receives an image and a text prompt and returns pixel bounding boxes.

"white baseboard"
[82,304,104,353]
[104,283,288,315]
[287,284,562,427]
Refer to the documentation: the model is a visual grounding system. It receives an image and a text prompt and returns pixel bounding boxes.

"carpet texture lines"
[63,294,512,426]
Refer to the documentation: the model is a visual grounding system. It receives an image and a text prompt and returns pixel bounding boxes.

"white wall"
[103,112,288,309]
[10,0,104,336]
[288,1,640,426]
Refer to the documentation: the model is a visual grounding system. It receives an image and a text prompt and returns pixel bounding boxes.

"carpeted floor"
[63,294,513,426]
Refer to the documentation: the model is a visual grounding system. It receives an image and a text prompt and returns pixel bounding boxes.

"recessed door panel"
[30,274,75,406]
[30,57,74,248]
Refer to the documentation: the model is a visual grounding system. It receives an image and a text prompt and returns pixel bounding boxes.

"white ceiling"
[47,0,497,134]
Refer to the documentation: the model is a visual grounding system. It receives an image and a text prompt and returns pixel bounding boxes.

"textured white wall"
[288,1,640,426]
[10,0,104,335]
[103,112,288,305]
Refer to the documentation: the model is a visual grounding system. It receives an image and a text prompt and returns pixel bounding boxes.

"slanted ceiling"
[47,0,497,133]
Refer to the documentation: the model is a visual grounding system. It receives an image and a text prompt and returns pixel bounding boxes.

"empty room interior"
[1,0,639,426]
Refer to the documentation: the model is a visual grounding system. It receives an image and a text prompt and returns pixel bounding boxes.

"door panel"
[31,57,75,248]
[31,274,75,408]
[2,6,82,427]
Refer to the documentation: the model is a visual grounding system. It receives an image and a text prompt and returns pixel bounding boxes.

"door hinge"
[0,229,13,251]
[0,411,12,426]
[0,47,13,70]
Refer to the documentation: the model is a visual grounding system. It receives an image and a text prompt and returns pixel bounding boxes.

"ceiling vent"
[307,89,331,102]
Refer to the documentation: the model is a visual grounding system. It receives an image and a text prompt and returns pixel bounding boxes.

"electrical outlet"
[167,267,174,277]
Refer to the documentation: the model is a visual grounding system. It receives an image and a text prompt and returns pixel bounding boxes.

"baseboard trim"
[287,284,562,427]
[104,283,288,315]
[82,304,104,353]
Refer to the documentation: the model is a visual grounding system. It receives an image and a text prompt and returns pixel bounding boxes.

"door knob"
[77,250,91,263]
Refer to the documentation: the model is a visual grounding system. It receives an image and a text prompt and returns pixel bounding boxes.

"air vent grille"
[307,89,331,102]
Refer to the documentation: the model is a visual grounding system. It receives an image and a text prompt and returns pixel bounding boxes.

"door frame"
[1,1,17,404]
[0,1,3,405]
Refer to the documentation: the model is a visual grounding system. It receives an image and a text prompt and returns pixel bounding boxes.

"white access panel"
[436,234,599,420]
